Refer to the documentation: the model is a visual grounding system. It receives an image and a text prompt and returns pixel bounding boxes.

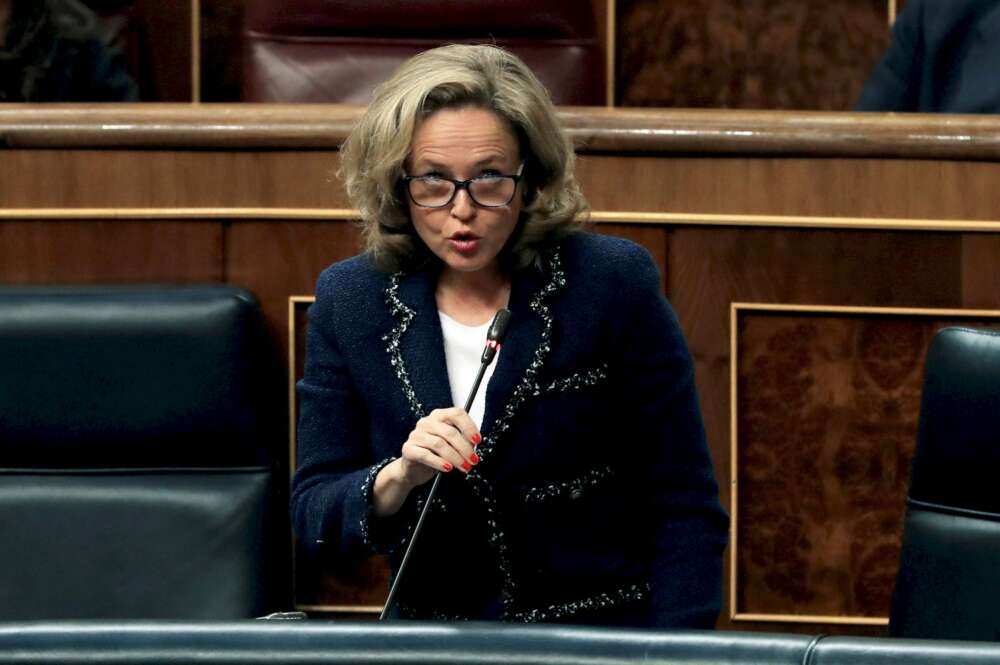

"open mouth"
[447,232,480,252]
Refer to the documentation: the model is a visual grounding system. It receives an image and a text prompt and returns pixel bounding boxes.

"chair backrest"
[889,327,1000,640]
[242,0,604,105]
[0,286,288,619]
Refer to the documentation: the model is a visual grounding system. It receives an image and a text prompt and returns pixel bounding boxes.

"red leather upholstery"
[242,0,604,105]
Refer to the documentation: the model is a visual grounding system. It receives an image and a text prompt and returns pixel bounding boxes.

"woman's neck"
[436,266,511,327]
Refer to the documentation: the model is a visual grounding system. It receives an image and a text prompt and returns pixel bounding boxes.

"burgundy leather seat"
[242,0,604,105]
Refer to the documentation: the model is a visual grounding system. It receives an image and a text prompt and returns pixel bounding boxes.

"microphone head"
[487,308,512,342]
[481,309,512,365]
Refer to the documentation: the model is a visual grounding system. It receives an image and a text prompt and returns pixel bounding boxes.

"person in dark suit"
[0,0,138,102]
[292,44,728,627]
[856,0,1000,112]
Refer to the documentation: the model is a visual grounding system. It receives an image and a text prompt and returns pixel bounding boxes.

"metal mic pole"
[379,308,512,620]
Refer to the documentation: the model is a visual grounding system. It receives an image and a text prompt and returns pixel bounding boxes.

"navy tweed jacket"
[292,232,729,627]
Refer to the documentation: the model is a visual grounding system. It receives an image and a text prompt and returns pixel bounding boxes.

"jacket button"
[570,488,584,501]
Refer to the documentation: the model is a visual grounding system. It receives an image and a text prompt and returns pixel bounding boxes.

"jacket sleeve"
[611,244,730,628]
[854,0,923,111]
[291,268,417,561]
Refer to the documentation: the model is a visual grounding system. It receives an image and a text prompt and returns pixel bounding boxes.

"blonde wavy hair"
[339,44,588,273]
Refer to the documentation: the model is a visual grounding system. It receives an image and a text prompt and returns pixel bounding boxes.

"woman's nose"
[450,187,476,219]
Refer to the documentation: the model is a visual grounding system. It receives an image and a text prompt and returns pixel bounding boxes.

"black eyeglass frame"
[401,162,525,209]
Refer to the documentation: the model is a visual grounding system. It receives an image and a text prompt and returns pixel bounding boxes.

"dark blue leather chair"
[889,327,1000,640]
[0,286,289,619]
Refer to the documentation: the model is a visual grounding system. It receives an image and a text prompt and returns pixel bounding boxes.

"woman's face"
[405,106,523,278]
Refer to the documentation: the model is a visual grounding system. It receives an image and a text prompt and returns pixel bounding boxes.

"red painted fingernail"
[442,463,453,472]
[470,453,480,464]
[461,462,472,472]
[472,433,482,445]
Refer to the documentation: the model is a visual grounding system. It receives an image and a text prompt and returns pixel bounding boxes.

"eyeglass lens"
[409,176,515,207]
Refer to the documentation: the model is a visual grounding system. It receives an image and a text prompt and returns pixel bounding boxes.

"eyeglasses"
[402,162,524,208]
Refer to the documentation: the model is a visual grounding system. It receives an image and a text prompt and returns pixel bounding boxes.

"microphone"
[479,308,511,375]
[379,308,512,620]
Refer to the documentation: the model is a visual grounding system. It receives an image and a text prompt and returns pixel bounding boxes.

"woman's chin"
[440,253,500,277]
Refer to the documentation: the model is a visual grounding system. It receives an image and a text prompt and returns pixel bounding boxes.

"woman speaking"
[292,44,728,627]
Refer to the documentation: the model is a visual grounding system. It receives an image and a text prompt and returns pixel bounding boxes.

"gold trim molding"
[296,604,382,615]
[729,302,1000,626]
[5,207,1000,232]
[288,296,314,480]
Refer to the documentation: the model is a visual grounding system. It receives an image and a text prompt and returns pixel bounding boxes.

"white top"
[438,310,498,428]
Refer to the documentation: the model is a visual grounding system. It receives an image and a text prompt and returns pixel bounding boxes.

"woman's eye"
[479,170,502,178]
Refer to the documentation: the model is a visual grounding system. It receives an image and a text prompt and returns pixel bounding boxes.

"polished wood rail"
[3,105,1000,159]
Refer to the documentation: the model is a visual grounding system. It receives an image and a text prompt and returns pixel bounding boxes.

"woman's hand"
[400,406,481,482]
[373,407,481,517]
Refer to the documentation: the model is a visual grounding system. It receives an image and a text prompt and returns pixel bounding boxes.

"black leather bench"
[2,622,1000,665]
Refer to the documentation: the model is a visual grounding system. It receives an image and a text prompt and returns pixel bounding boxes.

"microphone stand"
[379,308,511,620]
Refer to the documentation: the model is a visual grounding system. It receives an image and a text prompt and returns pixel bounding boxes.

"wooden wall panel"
[733,309,1000,622]
[0,151,343,209]
[224,220,363,350]
[0,220,221,283]
[616,0,890,110]
[577,156,1000,221]
[961,235,1000,309]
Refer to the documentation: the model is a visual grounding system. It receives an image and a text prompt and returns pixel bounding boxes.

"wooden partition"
[3,105,1000,633]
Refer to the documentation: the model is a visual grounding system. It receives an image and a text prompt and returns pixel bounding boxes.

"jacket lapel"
[481,248,569,442]
[480,266,543,436]
[386,249,563,439]
[389,269,453,418]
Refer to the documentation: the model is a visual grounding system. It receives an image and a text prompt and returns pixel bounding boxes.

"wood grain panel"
[616,0,888,110]
[225,220,363,354]
[0,220,221,283]
[961,235,1000,309]
[734,308,1000,621]
[0,151,345,209]
[577,156,1000,221]
[746,0,887,110]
